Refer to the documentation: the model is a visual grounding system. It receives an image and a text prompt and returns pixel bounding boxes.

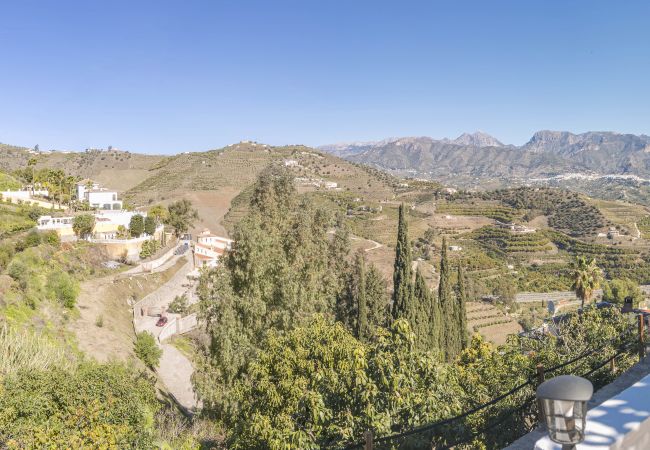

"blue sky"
[1,1,649,154]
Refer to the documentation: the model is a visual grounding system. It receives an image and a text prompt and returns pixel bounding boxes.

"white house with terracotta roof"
[193,229,233,268]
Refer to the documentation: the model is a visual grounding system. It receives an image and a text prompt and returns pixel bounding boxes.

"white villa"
[193,229,233,268]
[37,210,148,240]
[76,179,122,210]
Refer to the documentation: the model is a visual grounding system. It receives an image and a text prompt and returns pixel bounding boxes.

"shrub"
[22,230,42,248]
[139,238,161,259]
[42,230,61,246]
[46,271,79,308]
[134,332,162,369]
[0,243,15,270]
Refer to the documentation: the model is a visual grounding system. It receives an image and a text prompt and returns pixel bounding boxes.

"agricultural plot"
[467,226,554,259]
[466,301,522,345]
[435,201,518,222]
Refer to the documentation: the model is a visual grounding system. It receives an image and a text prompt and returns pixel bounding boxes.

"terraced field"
[468,226,554,258]
[466,301,522,345]
[435,201,518,222]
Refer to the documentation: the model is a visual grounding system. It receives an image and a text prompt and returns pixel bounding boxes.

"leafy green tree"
[166,199,199,237]
[571,256,603,310]
[228,316,464,449]
[134,332,162,369]
[392,203,413,320]
[144,215,157,235]
[148,204,169,224]
[196,166,349,417]
[72,214,95,238]
[129,214,145,237]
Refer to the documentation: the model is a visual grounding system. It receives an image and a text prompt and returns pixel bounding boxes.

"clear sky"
[1,1,649,154]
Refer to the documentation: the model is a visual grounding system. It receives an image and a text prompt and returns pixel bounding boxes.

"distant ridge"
[318,130,650,179]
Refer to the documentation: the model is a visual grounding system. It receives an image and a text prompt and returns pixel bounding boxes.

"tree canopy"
[72,214,95,238]
[166,199,199,237]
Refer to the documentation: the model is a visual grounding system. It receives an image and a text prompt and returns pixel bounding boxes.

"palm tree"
[571,256,603,311]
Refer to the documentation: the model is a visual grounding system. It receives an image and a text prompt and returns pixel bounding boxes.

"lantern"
[537,375,593,449]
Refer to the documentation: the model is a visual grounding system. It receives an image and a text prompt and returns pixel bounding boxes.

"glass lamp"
[537,375,593,450]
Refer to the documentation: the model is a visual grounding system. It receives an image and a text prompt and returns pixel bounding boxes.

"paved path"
[131,257,200,414]
[157,343,199,415]
[134,258,194,335]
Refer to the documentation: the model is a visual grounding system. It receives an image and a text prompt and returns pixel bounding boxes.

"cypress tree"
[456,262,468,350]
[356,254,368,340]
[438,237,458,360]
[392,203,413,321]
[413,267,438,351]
[365,263,389,331]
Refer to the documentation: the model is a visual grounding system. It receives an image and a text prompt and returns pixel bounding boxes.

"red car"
[156,316,168,327]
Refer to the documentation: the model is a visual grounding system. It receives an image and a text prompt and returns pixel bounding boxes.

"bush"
[7,260,28,286]
[22,230,42,248]
[46,271,79,308]
[168,294,189,314]
[42,230,61,246]
[0,243,15,270]
[134,332,163,369]
[139,238,161,259]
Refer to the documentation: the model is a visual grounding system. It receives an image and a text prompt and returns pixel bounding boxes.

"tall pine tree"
[456,261,468,350]
[392,203,414,321]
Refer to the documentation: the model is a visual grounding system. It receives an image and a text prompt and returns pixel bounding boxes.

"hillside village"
[2,142,650,448]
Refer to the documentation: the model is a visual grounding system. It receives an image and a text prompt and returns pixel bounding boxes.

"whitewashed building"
[76,180,122,210]
[194,229,232,268]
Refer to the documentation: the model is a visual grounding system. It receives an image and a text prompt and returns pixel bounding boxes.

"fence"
[343,315,645,450]
[158,313,198,343]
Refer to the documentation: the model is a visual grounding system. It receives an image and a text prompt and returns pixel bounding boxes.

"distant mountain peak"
[451,131,503,147]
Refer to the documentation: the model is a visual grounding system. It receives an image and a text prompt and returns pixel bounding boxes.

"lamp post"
[536,375,593,450]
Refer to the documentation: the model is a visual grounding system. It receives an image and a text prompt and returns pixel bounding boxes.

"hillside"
[0,144,165,193]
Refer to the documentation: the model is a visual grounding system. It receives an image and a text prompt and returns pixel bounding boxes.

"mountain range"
[319,131,650,180]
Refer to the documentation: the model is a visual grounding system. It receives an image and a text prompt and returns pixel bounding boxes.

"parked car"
[156,316,168,327]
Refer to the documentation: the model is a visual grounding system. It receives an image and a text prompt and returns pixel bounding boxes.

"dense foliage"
[229,317,463,449]
[0,362,160,448]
